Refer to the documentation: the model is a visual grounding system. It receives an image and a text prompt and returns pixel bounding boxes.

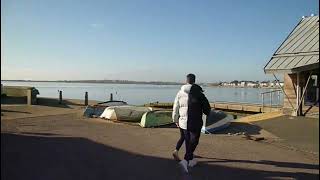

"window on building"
[304,72,319,106]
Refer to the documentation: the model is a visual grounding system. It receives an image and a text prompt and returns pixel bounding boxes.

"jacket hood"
[191,84,204,93]
[180,84,192,94]
[180,84,204,94]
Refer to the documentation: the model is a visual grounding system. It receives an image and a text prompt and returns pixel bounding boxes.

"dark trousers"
[175,128,185,151]
[183,129,201,161]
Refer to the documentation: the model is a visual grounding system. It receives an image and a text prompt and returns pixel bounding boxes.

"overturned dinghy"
[83,101,127,118]
[140,110,173,128]
[100,106,153,122]
[201,110,234,134]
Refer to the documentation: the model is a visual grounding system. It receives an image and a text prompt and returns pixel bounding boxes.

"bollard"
[85,92,88,106]
[27,89,32,105]
[110,93,113,101]
[59,90,63,104]
[270,93,272,112]
[261,94,264,113]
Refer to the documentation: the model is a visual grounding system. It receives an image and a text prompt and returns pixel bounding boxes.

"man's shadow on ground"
[1,133,318,180]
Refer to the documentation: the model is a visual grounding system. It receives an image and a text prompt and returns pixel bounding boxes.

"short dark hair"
[186,74,196,84]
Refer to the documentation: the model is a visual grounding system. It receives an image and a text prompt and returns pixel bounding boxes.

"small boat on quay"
[140,109,232,131]
[201,110,234,134]
[140,110,173,128]
[83,100,127,118]
[100,106,153,122]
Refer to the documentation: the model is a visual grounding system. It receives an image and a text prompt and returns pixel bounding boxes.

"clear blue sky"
[1,0,319,83]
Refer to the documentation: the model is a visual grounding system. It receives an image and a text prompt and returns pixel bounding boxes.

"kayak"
[201,110,234,134]
[100,106,153,122]
[140,110,173,128]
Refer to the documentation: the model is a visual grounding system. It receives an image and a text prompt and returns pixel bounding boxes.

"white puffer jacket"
[172,84,192,130]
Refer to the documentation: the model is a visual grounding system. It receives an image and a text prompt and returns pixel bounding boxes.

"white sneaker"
[188,159,197,167]
[179,160,189,173]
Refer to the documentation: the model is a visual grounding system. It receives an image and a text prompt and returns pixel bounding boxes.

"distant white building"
[272,82,284,87]
[259,81,269,87]
[222,82,229,86]
[230,82,237,86]
[239,81,246,87]
[247,82,258,87]
[269,82,275,87]
[279,82,284,87]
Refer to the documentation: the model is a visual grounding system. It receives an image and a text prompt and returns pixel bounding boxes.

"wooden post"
[277,91,281,105]
[85,92,88,106]
[27,89,32,105]
[59,90,63,104]
[295,73,300,116]
[261,94,264,113]
[270,92,272,112]
[110,93,113,101]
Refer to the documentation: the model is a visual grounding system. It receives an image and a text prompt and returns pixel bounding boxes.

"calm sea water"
[1,81,283,105]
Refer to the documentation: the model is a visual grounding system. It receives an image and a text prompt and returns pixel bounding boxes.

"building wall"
[283,73,297,115]
[283,71,319,117]
[301,71,319,117]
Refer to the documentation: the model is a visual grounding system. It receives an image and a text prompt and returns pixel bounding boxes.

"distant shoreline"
[2,80,281,89]
[1,80,184,86]
[207,85,281,89]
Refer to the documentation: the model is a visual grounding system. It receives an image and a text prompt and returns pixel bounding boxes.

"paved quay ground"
[253,115,319,155]
[1,103,319,180]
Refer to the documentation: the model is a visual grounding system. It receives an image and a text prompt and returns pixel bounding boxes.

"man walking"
[172,74,211,173]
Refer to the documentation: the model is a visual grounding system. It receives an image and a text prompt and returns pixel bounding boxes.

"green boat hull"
[140,111,173,128]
